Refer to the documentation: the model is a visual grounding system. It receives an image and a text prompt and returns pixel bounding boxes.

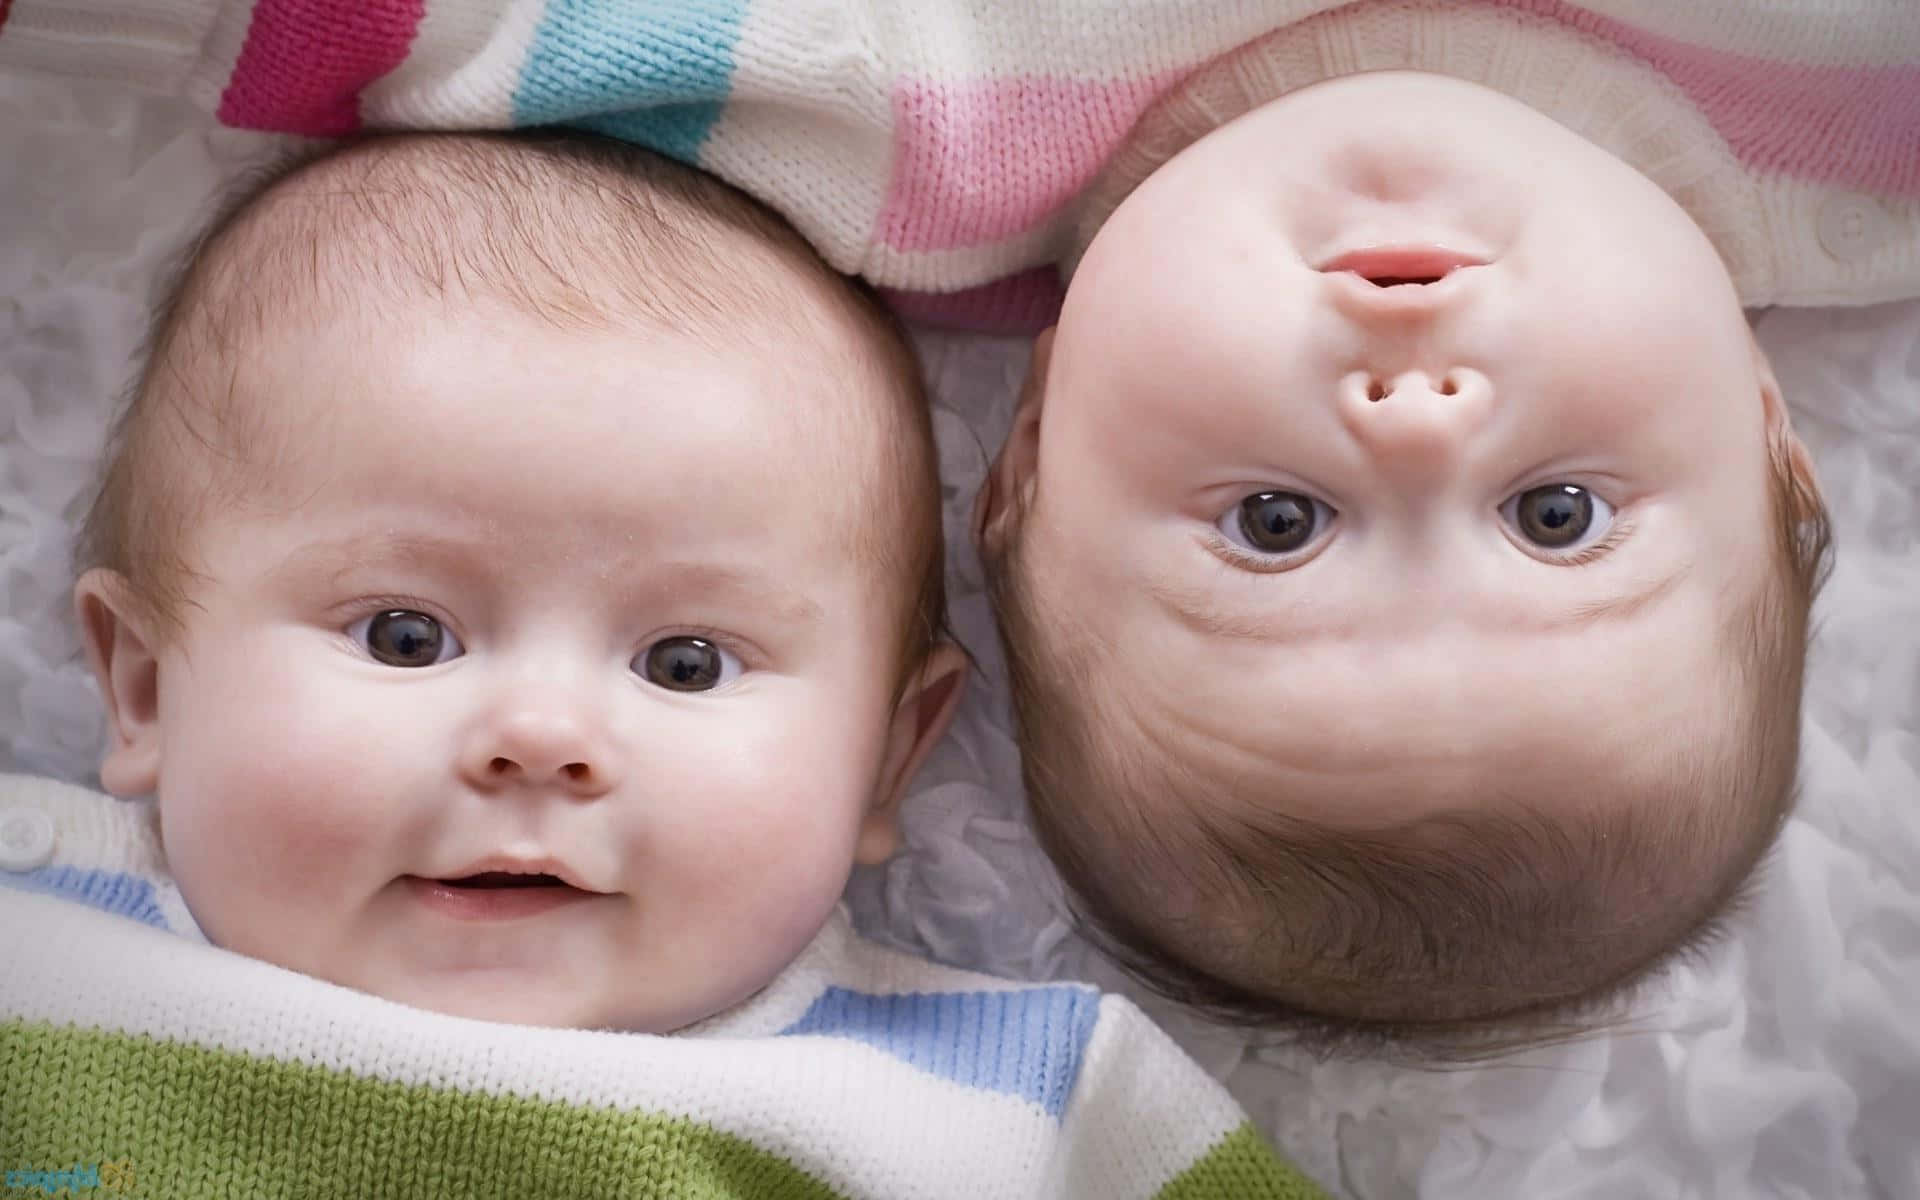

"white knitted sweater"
[1,0,1914,328]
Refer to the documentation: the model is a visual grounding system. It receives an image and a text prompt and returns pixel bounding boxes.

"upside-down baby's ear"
[1753,336,1822,515]
[973,326,1054,558]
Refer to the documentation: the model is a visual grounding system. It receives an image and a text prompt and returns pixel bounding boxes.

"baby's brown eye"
[361,610,456,667]
[1514,485,1595,547]
[639,637,740,692]
[1234,491,1322,553]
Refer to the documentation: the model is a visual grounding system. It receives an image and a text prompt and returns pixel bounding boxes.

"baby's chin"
[328,963,686,1032]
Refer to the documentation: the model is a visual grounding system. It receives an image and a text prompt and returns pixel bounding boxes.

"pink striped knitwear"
[1062,0,1920,310]
[1,0,1916,329]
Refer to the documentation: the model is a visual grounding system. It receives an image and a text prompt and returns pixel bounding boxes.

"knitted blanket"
[2,0,1916,329]
[0,776,1325,1199]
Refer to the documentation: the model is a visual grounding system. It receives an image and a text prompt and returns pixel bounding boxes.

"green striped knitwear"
[0,775,1327,1198]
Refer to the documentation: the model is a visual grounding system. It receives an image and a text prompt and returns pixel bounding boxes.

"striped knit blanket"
[3,0,1917,330]
[0,775,1325,1199]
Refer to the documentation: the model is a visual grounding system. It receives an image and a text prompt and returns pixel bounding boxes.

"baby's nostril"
[1366,379,1387,402]
[564,763,589,782]
[1439,375,1458,396]
[489,756,516,775]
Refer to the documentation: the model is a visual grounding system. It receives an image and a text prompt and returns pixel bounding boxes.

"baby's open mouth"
[406,870,599,921]
[438,871,571,890]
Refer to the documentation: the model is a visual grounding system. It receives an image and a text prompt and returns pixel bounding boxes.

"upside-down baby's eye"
[1502,484,1616,553]
[1217,490,1336,558]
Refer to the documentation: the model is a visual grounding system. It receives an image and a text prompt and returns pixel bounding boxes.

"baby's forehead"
[1088,611,1737,824]
[141,133,933,598]
[206,304,879,547]
[1036,626,1770,1027]
[179,139,803,356]
[164,137,895,470]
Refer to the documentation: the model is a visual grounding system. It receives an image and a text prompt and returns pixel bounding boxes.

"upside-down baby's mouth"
[1316,246,1484,287]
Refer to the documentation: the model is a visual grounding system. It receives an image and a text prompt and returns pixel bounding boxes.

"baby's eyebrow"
[279,533,826,628]
[277,531,480,585]
[626,560,827,629]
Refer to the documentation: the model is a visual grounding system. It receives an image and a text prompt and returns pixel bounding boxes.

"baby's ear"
[972,326,1054,558]
[1752,336,1824,517]
[73,569,164,797]
[856,643,969,865]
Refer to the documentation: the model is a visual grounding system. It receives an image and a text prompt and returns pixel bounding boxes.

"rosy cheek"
[639,712,869,898]
[157,642,400,929]
[168,751,350,921]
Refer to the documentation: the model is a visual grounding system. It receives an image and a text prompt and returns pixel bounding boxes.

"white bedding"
[3,76,1915,1200]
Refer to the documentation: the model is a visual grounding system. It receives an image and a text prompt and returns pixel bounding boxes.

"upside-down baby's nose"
[1338,367,1494,480]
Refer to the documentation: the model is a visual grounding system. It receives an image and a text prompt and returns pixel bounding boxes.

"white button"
[1815,194,1890,263]
[0,807,56,872]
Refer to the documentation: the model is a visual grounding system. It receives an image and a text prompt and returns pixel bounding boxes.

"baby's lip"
[431,855,605,894]
[1314,245,1486,286]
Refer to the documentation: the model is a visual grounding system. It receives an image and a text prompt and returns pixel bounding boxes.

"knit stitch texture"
[1,0,1915,329]
[0,774,1326,1199]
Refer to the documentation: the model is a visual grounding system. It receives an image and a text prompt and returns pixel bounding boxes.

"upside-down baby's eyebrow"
[1149,576,1359,643]
[1151,563,1689,643]
[1541,564,1689,631]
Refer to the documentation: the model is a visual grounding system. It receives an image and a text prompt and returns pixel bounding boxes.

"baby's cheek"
[659,770,861,896]
[156,649,403,943]
[657,688,876,830]
[643,715,870,926]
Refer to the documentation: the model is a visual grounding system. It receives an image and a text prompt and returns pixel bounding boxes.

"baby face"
[996,73,1797,826]
[95,300,925,1031]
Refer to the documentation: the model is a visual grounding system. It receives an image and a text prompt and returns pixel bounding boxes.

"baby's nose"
[461,702,622,799]
[1338,367,1494,479]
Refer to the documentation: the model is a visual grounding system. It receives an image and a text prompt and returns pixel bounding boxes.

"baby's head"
[74,131,963,1031]
[978,73,1831,1050]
